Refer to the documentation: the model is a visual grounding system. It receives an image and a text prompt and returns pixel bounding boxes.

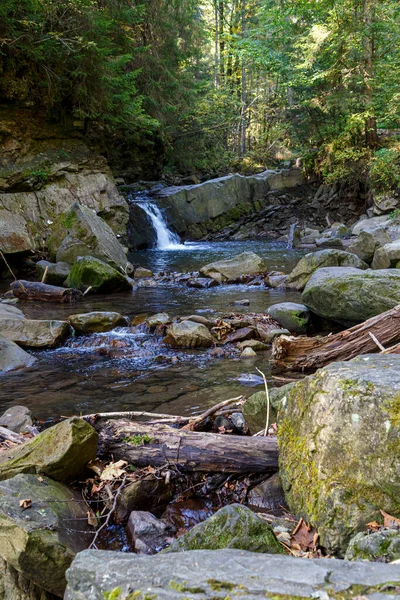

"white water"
[136,197,186,250]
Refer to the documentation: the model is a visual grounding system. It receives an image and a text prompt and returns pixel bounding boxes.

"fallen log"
[95,420,278,474]
[0,426,25,444]
[272,303,400,372]
[11,280,82,303]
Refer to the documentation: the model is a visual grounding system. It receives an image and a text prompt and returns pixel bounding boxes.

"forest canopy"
[0,0,399,183]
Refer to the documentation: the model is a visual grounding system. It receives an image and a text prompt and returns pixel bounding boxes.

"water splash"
[134,193,186,250]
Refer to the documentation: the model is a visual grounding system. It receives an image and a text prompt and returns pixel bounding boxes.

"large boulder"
[0,319,70,348]
[278,355,400,555]
[200,252,266,283]
[266,302,310,334]
[0,474,91,597]
[48,202,129,271]
[0,336,36,374]
[65,548,400,600]
[65,256,132,293]
[166,504,284,554]
[0,556,55,600]
[0,417,98,482]
[35,260,71,286]
[0,406,32,433]
[163,321,215,348]
[352,215,400,240]
[286,249,368,291]
[372,239,400,269]
[302,267,400,324]
[346,229,392,263]
[68,312,125,334]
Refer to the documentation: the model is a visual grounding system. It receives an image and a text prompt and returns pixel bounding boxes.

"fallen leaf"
[37,476,44,483]
[100,460,128,481]
[380,510,400,529]
[87,510,98,528]
[291,518,318,551]
[366,520,381,531]
[19,499,32,510]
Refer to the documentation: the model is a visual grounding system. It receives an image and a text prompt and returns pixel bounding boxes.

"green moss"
[169,581,204,594]
[103,588,122,600]
[207,580,238,592]
[388,393,400,427]
[123,433,154,446]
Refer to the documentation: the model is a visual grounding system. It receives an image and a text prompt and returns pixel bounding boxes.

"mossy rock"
[278,355,400,556]
[242,383,295,434]
[66,256,132,293]
[345,529,400,562]
[266,302,310,334]
[68,311,125,334]
[0,417,98,483]
[165,504,284,554]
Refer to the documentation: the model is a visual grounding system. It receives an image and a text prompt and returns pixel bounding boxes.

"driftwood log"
[272,304,400,372]
[95,420,278,474]
[11,280,82,303]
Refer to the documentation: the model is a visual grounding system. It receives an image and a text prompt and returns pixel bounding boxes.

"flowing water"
[0,202,307,421]
[133,193,185,250]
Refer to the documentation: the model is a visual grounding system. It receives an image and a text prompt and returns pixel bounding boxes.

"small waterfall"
[131,192,186,250]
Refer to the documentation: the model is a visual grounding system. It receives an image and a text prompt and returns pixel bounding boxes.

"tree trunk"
[219,1,225,80]
[95,420,278,474]
[10,280,83,303]
[240,0,247,157]
[362,0,379,147]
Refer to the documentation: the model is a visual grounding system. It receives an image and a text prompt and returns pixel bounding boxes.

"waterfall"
[132,193,186,250]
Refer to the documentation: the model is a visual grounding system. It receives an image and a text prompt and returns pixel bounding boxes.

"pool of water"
[0,240,305,420]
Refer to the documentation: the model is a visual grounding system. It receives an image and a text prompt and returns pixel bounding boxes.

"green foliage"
[123,433,154,447]
[369,148,400,192]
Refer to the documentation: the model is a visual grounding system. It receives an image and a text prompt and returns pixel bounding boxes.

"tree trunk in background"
[219,1,225,81]
[362,0,379,147]
[240,0,247,157]
[214,0,219,86]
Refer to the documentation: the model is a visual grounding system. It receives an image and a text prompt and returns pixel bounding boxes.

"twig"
[188,396,244,429]
[41,266,48,283]
[83,286,92,297]
[256,368,270,437]
[369,332,386,352]
[0,250,17,281]
[89,476,126,549]
[80,410,188,423]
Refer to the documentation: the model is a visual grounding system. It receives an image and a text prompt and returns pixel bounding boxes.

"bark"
[95,420,278,474]
[11,280,83,303]
[271,304,400,372]
[362,0,379,147]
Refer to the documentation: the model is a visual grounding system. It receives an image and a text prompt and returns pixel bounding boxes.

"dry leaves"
[100,460,128,481]
[19,498,32,510]
[291,518,319,553]
[380,510,400,529]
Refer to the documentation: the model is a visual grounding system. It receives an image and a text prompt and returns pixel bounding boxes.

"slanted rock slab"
[68,312,125,334]
[0,335,36,374]
[0,318,70,348]
[200,251,266,283]
[0,417,98,482]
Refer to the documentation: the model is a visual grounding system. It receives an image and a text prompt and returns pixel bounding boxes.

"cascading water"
[132,192,186,250]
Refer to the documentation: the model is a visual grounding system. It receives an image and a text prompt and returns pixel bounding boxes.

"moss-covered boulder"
[345,529,400,562]
[66,256,132,293]
[302,267,400,324]
[286,249,368,291]
[0,318,70,348]
[165,504,284,554]
[68,311,125,334]
[278,355,400,555]
[0,474,91,597]
[242,383,295,434]
[200,252,266,283]
[0,417,98,482]
[163,321,215,348]
[0,335,36,374]
[266,302,310,334]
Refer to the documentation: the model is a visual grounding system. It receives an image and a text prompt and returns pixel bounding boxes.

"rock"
[182,315,216,329]
[0,473,91,597]
[187,277,219,288]
[65,548,400,600]
[261,328,291,343]
[116,477,175,524]
[0,304,25,320]
[0,319,70,348]
[200,252,266,283]
[0,417,98,483]
[302,267,400,324]
[134,267,153,278]
[316,237,344,249]
[266,302,310,334]
[35,260,71,286]
[68,312,125,334]
[0,555,56,600]
[372,239,400,269]
[0,336,36,374]
[352,215,400,241]
[126,511,170,554]
[286,249,368,291]
[65,256,132,293]
[232,299,250,306]
[50,202,129,272]
[241,347,257,358]
[265,274,287,288]
[127,204,158,251]
[0,406,32,433]
[225,326,255,343]
[247,473,287,511]
[163,321,215,348]
[330,222,351,239]
[373,193,400,215]
[345,529,400,562]
[146,313,171,329]
[347,229,392,263]
[238,339,269,352]
[229,412,247,433]
[278,355,400,555]
[166,504,284,554]
[242,383,295,434]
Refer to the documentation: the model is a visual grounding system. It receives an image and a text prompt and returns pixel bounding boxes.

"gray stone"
[200,252,266,283]
[0,304,25,320]
[347,229,392,263]
[302,267,400,324]
[316,237,344,248]
[35,260,71,286]
[238,339,269,352]
[126,511,169,555]
[165,504,284,554]
[64,548,400,600]
[134,267,153,278]
[65,256,132,293]
[278,355,400,555]
[163,321,215,348]
[241,347,257,357]
[0,474,91,597]
[146,313,171,329]
[352,215,400,241]
[116,478,175,524]
[247,473,287,511]
[286,249,368,291]
[0,336,36,374]
[242,383,295,434]
[345,529,400,562]
[267,302,310,334]
[372,239,400,269]
[0,319,70,348]
[0,406,32,433]
[373,194,400,215]
[0,555,56,600]
[68,312,125,334]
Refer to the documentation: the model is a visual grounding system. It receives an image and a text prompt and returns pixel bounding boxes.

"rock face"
[49,203,129,271]
[0,319,70,348]
[266,302,310,334]
[0,105,128,256]
[0,406,32,433]
[0,474,91,597]
[302,267,400,324]
[0,336,36,374]
[67,312,125,334]
[286,249,368,291]
[65,548,400,600]
[278,355,400,555]
[66,256,132,293]
[35,260,71,286]
[200,252,266,283]
[0,556,56,600]
[166,504,284,554]
[345,529,400,562]
[0,417,98,482]
[163,321,215,348]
